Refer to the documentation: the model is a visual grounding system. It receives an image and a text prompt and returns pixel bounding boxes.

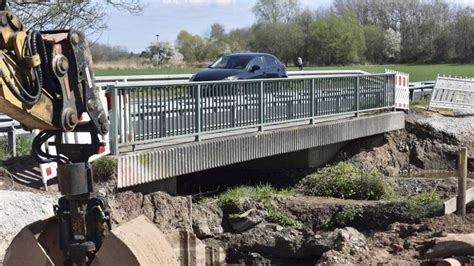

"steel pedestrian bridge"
[105,72,405,188]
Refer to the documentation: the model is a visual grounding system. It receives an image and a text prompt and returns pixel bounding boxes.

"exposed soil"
[0,157,59,193]
[354,212,474,265]
[1,110,474,265]
[337,112,474,176]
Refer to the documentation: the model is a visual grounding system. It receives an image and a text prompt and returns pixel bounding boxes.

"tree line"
[168,0,473,66]
[15,0,470,66]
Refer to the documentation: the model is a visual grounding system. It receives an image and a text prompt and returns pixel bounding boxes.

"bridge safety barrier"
[107,74,396,155]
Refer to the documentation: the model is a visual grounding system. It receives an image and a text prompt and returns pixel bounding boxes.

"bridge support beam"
[116,112,405,189]
[240,142,348,170]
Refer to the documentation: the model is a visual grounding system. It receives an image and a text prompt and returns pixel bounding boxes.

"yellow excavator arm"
[0,3,117,265]
[1,3,179,265]
[0,8,108,134]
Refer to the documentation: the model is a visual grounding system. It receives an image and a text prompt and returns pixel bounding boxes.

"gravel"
[0,190,58,262]
[416,114,474,146]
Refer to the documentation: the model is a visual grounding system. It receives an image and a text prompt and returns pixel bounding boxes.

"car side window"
[264,56,277,67]
[247,56,265,70]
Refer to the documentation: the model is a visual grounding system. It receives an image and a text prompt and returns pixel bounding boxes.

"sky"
[98,0,472,53]
[97,0,332,53]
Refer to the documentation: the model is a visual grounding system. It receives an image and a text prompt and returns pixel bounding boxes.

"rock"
[229,208,266,232]
[224,197,266,214]
[192,200,223,238]
[245,253,273,265]
[329,227,367,252]
[398,223,429,238]
[391,243,404,254]
[219,225,331,260]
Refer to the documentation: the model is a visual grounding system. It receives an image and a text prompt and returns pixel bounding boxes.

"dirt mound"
[361,213,474,264]
[337,112,474,176]
[111,191,192,233]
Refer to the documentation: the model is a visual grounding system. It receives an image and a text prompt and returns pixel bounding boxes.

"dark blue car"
[190,53,288,82]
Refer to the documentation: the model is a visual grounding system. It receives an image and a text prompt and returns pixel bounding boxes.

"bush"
[0,136,33,162]
[267,209,302,229]
[16,136,32,157]
[0,142,10,161]
[216,184,296,207]
[358,192,443,229]
[334,206,363,227]
[92,156,117,182]
[295,162,396,200]
[216,184,301,228]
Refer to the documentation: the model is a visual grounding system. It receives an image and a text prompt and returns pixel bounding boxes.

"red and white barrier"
[386,69,410,110]
[39,91,110,190]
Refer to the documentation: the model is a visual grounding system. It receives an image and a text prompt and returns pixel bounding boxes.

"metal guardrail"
[409,81,435,101]
[0,115,27,157]
[95,70,370,87]
[108,74,396,155]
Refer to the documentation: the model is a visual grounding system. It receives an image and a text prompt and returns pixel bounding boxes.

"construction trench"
[1,109,474,265]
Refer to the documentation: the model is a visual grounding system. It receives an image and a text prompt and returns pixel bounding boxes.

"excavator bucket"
[4,216,178,266]
[92,216,178,265]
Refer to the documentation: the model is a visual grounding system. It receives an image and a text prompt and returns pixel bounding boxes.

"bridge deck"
[116,111,405,188]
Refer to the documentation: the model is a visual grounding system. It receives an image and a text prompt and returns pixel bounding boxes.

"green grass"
[216,184,296,207]
[94,64,474,82]
[92,156,117,182]
[295,162,397,201]
[0,136,32,162]
[294,64,474,82]
[215,184,301,228]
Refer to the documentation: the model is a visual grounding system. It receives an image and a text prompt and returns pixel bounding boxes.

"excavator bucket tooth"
[92,216,178,266]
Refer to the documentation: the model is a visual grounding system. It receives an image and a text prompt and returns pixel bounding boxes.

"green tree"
[175,31,208,63]
[364,24,386,64]
[452,7,474,62]
[309,13,366,65]
[226,28,253,52]
[250,23,304,65]
[252,0,301,24]
[209,23,226,41]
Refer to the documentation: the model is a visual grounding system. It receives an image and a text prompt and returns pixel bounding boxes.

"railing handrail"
[109,74,396,154]
[95,70,371,84]
[107,73,394,89]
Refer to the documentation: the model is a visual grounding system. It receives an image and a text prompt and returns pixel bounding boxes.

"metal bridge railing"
[108,74,396,154]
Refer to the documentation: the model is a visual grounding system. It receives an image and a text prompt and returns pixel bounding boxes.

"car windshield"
[209,55,254,69]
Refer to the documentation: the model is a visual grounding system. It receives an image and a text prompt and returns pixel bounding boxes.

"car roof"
[225,52,274,57]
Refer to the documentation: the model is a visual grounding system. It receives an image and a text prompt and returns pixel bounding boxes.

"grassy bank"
[94,64,474,82]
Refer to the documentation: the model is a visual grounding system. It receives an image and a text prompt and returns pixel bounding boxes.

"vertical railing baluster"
[310,79,316,124]
[110,85,119,155]
[195,84,201,141]
[356,76,360,117]
[259,81,264,132]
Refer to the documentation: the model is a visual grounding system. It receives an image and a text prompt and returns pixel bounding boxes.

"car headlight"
[224,76,238,81]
